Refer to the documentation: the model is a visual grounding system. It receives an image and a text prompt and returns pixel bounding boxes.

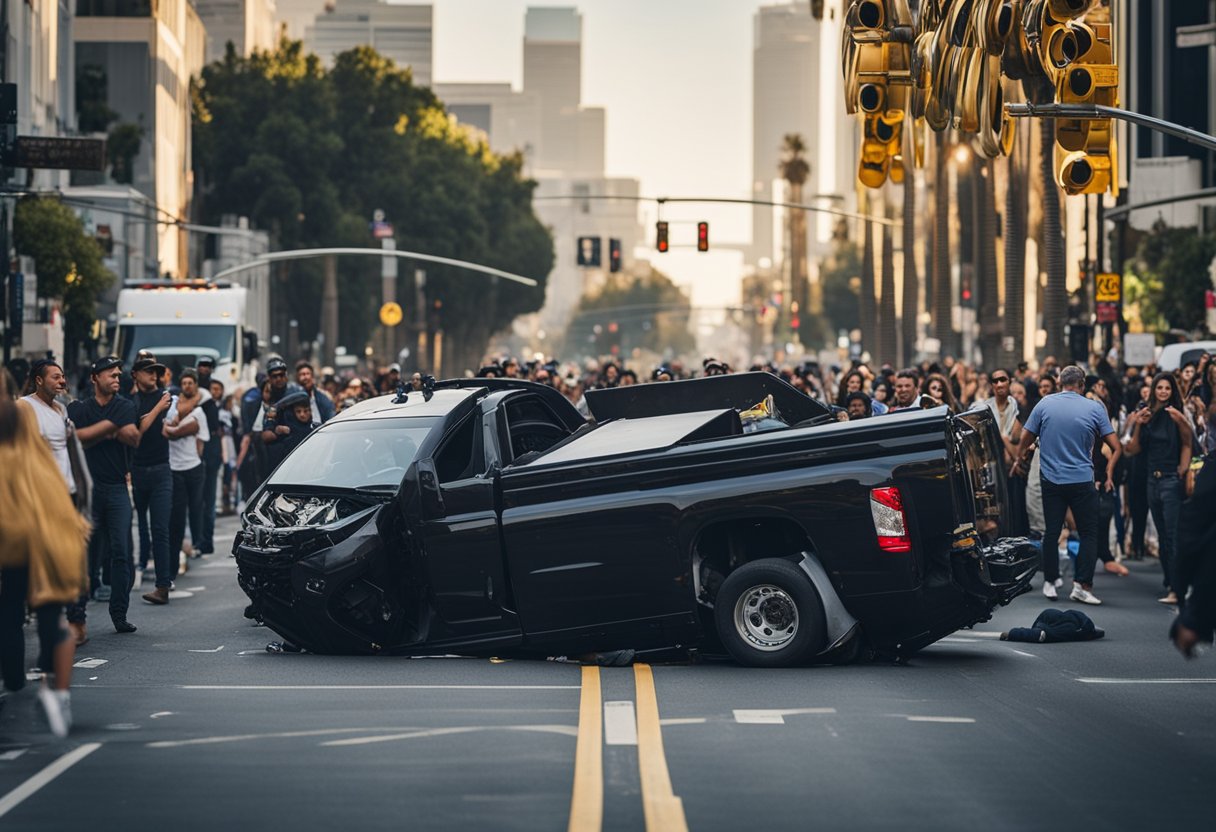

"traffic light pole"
[533,194,899,228]
[1005,103,1216,154]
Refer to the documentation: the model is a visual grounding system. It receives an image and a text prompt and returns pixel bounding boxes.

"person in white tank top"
[18,359,76,495]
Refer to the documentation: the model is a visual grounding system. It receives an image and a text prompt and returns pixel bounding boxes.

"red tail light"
[870,486,912,552]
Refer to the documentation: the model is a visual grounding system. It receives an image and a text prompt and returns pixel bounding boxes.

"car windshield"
[116,323,237,365]
[267,418,438,489]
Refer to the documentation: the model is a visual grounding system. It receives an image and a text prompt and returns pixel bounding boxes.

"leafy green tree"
[192,40,553,373]
[1129,219,1216,334]
[13,197,115,356]
[563,268,696,359]
[819,235,862,338]
[106,121,144,184]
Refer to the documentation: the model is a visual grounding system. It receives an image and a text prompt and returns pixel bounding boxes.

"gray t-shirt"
[1023,391,1113,484]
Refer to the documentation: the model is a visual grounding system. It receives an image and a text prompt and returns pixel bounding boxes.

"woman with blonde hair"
[0,398,91,736]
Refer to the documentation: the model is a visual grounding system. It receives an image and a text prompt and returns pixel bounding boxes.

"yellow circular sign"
[379,302,404,327]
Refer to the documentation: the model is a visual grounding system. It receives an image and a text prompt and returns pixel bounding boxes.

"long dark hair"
[1148,371,1184,414]
[836,370,866,408]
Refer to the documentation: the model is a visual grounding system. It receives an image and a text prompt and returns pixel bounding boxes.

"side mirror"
[416,459,445,518]
[243,329,260,361]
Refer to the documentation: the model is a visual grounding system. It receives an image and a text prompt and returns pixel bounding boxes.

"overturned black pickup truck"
[233,373,1037,666]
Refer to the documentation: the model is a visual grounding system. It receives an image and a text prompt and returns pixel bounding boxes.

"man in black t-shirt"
[129,355,174,604]
[67,356,141,633]
[195,356,222,555]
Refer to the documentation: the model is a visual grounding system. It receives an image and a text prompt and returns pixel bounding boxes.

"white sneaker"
[1070,585,1102,605]
[1054,578,1063,588]
[1042,580,1058,600]
[37,686,71,738]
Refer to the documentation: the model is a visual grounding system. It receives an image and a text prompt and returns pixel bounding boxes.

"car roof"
[326,388,481,422]
[1157,341,1216,371]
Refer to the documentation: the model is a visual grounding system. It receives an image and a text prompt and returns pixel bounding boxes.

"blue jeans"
[89,481,133,622]
[132,463,173,588]
[1148,472,1184,593]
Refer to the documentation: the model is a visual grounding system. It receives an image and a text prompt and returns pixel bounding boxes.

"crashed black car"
[234,374,1036,666]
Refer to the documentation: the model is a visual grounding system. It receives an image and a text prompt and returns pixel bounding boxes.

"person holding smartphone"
[1125,372,1193,606]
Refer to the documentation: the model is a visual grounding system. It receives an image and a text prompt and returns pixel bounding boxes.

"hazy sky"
[432,0,781,247]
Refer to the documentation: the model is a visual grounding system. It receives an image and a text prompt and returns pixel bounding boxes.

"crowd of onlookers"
[2,343,1215,737]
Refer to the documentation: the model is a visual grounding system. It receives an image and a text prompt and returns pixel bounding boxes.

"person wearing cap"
[262,390,316,470]
[194,357,223,556]
[295,361,335,424]
[128,355,174,604]
[380,363,402,395]
[66,357,140,633]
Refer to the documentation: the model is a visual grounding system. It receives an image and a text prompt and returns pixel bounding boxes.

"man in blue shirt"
[67,356,141,632]
[1013,365,1121,605]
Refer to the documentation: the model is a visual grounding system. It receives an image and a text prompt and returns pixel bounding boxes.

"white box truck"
[114,280,263,388]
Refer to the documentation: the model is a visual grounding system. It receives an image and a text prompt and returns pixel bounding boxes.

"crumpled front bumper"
[233,506,400,654]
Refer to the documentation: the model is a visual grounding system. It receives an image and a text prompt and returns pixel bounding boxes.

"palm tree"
[900,170,919,368]
[932,132,954,356]
[976,157,1001,365]
[1002,139,1028,369]
[779,134,812,327]
[1040,117,1067,361]
[879,193,897,365]
[860,189,878,353]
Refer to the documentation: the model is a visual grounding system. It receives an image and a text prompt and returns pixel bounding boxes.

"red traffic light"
[656,221,669,253]
[609,238,622,272]
[697,221,709,252]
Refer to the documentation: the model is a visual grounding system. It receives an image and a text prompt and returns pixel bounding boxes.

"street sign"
[1095,272,1121,303]
[379,302,403,327]
[1124,333,1156,367]
[1096,301,1119,324]
[1177,23,1216,49]
[11,136,105,171]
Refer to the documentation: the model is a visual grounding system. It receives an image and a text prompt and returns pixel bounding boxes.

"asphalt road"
[1,517,1214,831]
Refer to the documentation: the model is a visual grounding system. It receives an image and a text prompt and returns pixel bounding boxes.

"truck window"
[504,396,571,458]
[435,413,485,483]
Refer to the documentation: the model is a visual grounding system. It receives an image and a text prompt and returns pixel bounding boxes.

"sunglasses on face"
[991,376,1009,383]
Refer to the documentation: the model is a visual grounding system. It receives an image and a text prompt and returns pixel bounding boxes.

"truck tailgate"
[951,408,1009,541]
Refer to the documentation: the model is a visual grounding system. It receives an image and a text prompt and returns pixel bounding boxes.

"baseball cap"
[266,357,288,374]
[90,355,123,375]
[388,363,401,373]
[197,356,216,368]
[132,355,167,374]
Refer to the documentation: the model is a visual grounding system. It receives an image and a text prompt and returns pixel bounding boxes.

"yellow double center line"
[568,663,689,832]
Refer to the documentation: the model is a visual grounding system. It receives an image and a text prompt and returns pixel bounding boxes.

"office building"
[305,0,432,85]
[194,0,278,64]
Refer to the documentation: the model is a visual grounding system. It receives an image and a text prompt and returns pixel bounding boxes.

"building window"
[76,0,153,17]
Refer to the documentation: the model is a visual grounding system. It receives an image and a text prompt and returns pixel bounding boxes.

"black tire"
[713,558,826,667]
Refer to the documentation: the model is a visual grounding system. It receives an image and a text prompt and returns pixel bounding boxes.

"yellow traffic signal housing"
[1051,17,1119,195]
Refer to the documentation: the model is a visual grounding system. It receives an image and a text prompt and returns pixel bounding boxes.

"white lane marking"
[88,677,98,681]
[0,749,28,761]
[938,637,979,644]
[149,712,175,719]
[906,716,976,724]
[236,650,264,656]
[0,743,102,819]
[184,586,206,592]
[733,708,836,725]
[604,701,638,746]
[149,728,419,748]
[187,646,224,653]
[179,684,580,690]
[73,658,108,669]
[104,724,141,731]
[659,718,707,726]
[965,631,1003,639]
[323,725,577,747]
[167,591,194,599]
[1076,678,1216,685]
[1009,649,1037,658]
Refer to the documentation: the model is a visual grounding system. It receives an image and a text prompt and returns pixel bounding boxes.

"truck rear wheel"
[714,559,826,667]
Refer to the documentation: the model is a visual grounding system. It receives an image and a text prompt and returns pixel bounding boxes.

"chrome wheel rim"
[733,584,798,651]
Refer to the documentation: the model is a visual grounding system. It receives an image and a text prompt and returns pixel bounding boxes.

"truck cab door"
[415,410,519,642]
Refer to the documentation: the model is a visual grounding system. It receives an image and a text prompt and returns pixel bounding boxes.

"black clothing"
[264,416,315,471]
[1143,409,1181,475]
[67,395,136,484]
[1041,477,1100,585]
[132,390,170,466]
[1004,609,1105,643]
[1176,452,1216,639]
